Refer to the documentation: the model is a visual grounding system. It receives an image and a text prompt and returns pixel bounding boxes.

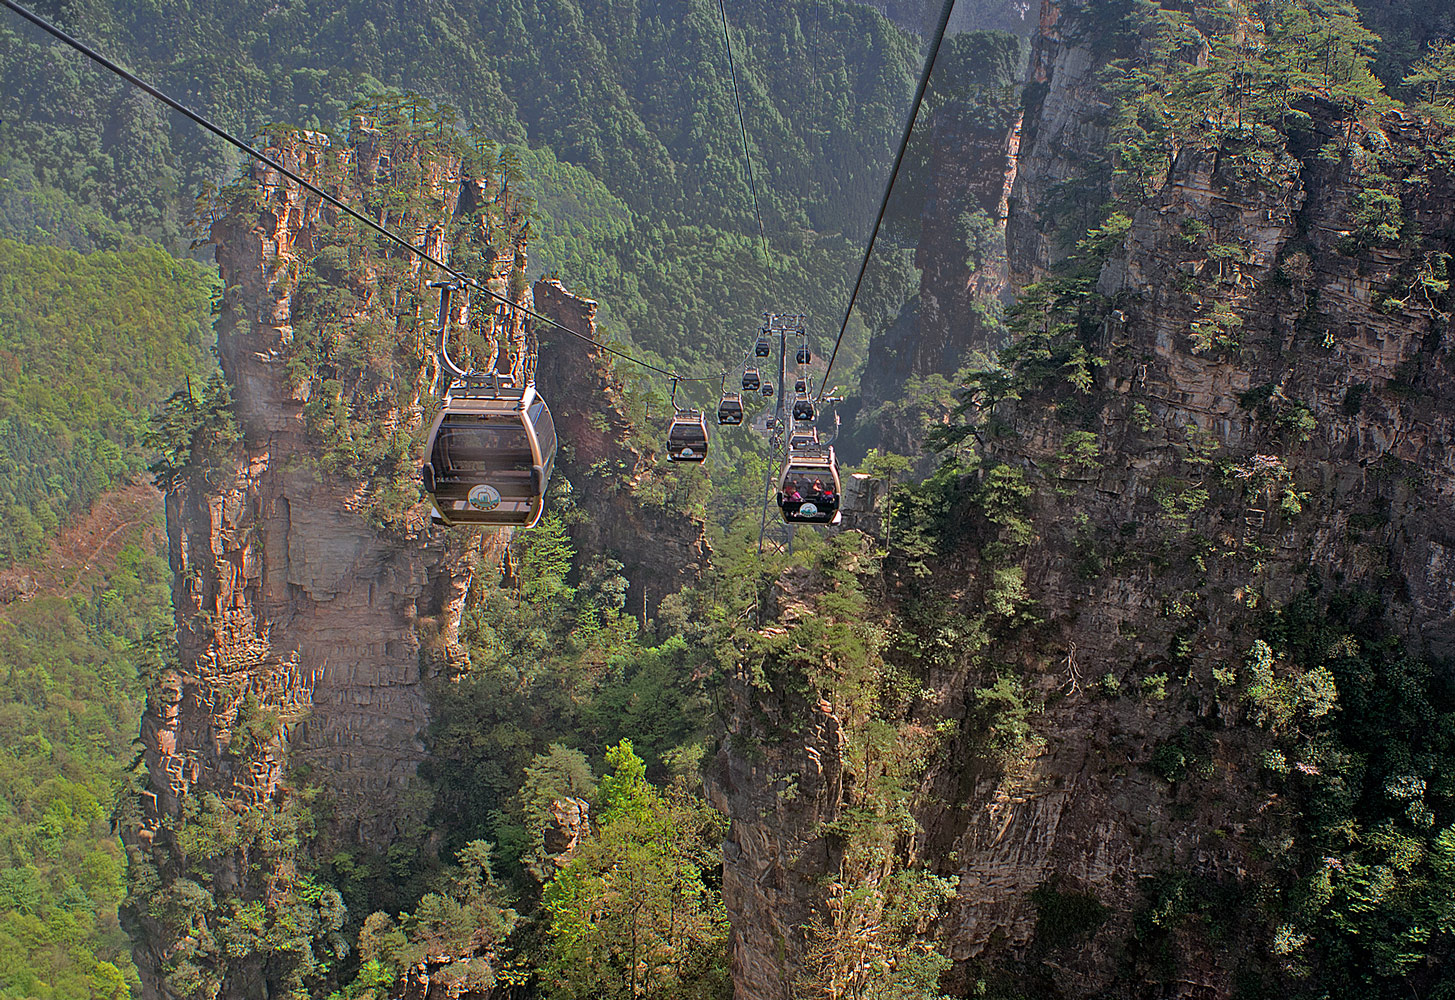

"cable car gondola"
[718,392,745,425]
[421,285,556,529]
[776,442,841,525]
[794,377,808,394]
[762,381,775,398]
[667,410,709,462]
[792,396,815,422]
[797,345,812,365]
[742,367,761,392]
[755,335,772,358]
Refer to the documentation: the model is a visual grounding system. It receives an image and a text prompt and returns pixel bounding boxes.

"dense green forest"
[0,531,171,999]
[0,240,213,564]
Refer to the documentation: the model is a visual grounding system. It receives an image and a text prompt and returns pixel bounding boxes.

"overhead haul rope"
[815,0,957,402]
[718,0,770,270]
[0,0,727,384]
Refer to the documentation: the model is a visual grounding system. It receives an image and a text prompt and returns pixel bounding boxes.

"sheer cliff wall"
[716,2,1455,996]
[125,129,501,997]
[532,279,711,614]
[850,39,1023,460]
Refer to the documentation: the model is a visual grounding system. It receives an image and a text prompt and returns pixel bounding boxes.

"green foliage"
[970,673,1039,763]
[1402,39,1455,129]
[0,536,174,999]
[1189,299,1245,355]
[0,239,213,563]
[0,0,921,247]
[1092,0,1391,212]
[135,790,347,999]
[1349,174,1406,247]
[1243,591,1455,993]
[519,745,597,881]
[540,740,728,1000]
[147,372,242,488]
[1030,881,1109,950]
[335,841,517,999]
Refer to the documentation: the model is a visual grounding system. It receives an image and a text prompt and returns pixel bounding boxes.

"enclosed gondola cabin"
[755,335,772,358]
[717,393,745,425]
[422,382,557,528]
[792,396,815,421]
[797,346,812,365]
[742,367,761,392]
[762,381,775,398]
[794,377,808,394]
[776,443,841,525]
[666,410,709,462]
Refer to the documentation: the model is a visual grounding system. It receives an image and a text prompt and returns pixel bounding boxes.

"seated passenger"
[784,480,803,502]
[811,479,825,498]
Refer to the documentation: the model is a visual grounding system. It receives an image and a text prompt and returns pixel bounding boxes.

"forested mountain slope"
[0,240,213,564]
[1,0,919,241]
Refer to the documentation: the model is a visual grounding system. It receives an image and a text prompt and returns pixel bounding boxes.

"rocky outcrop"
[541,795,591,860]
[849,34,1023,460]
[717,1,1455,996]
[1004,0,1108,286]
[124,127,516,998]
[708,597,850,1000]
[917,84,1455,988]
[532,278,711,616]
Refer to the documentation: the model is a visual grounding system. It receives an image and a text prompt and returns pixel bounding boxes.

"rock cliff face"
[532,279,711,615]
[856,105,1020,419]
[717,1,1455,996]
[124,121,711,998]
[850,39,1022,460]
[125,127,500,997]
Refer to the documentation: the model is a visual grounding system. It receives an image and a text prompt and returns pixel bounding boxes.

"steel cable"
[816,0,957,402]
[0,0,728,383]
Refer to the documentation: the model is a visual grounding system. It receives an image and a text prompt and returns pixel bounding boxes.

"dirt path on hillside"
[0,478,166,606]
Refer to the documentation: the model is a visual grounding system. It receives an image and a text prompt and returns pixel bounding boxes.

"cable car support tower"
[757,312,801,556]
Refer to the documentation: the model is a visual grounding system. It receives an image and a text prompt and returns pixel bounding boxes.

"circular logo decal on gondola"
[681,447,696,458]
[799,502,819,516]
[468,484,502,511]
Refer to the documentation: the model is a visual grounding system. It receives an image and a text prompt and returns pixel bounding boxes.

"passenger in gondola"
[811,478,825,499]
[784,480,803,503]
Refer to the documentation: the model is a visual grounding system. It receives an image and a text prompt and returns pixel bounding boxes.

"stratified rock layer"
[127,128,507,998]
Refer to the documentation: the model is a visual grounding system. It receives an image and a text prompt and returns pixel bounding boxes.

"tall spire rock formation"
[125,120,522,998]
